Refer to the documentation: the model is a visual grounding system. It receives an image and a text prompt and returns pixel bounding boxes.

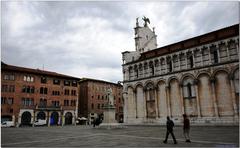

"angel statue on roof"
[142,16,150,27]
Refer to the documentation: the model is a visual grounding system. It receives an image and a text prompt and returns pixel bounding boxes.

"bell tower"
[134,16,157,53]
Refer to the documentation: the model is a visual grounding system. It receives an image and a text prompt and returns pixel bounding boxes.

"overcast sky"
[1,1,239,83]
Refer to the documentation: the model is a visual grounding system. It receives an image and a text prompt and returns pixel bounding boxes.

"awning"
[78,117,87,120]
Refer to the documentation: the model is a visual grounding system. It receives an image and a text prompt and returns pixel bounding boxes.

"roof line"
[80,77,122,86]
[1,62,80,80]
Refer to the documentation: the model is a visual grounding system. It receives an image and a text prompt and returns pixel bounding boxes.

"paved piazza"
[1,125,239,147]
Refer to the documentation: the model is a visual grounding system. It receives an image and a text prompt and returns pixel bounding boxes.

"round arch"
[134,64,138,69]
[21,111,32,126]
[196,71,211,79]
[37,111,46,120]
[154,59,159,64]
[65,112,73,125]
[144,80,155,89]
[167,76,179,86]
[134,82,143,91]
[149,60,154,65]
[128,66,133,70]
[230,66,239,79]
[50,112,59,125]
[156,79,166,86]
[126,85,134,90]
[180,73,196,85]
[212,68,230,78]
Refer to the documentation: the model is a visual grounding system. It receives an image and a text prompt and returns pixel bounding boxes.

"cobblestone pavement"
[1,125,239,147]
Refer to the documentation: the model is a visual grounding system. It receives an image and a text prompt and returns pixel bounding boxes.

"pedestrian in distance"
[163,116,177,144]
[183,114,191,142]
[93,118,97,127]
[93,117,101,128]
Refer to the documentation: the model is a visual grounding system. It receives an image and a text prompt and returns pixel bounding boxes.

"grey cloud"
[1,1,239,83]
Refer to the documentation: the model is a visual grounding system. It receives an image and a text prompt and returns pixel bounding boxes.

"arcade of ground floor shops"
[2,108,77,127]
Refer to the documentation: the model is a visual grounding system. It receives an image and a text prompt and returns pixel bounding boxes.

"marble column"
[144,88,148,119]
[200,48,204,66]
[125,69,129,81]
[165,86,171,117]
[183,52,187,69]
[229,78,238,117]
[191,50,195,68]
[225,43,230,61]
[178,54,181,71]
[194,80,201,117]
[133,89,138,118]
[143,89,147,119]
[216,45,221,63]
[208,46,212,65]
[179,83,185,115]
[210,78,219,118]
[236,41,239,53]
[123,92,128,122]
[179,53,182,70]
[154,86,159,118]
[127,68,131,80]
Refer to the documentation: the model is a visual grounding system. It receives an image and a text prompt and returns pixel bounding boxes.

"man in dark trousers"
[163,116,177,144]
[93,116,102,127]
[183,114,191,142]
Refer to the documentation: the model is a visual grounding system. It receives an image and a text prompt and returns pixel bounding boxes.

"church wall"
[123,61,239,124]
[122,23,239,124]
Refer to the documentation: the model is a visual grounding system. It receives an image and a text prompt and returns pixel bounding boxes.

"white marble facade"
[122,20,239,125]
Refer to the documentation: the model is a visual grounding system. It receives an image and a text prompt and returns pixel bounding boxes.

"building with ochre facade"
[122,18,239,125]
[1,62,80,126]
[79,78,123,124]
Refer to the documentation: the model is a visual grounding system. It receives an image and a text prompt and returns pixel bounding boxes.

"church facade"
[122,18,239,125]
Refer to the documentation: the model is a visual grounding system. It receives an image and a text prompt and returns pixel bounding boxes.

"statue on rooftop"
[142,16,150,27]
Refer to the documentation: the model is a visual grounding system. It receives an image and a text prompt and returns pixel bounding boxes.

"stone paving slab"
[1,125,239,147]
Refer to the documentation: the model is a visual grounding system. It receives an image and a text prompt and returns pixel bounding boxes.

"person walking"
[183,114,191,142]
[93,118,96,127]
[163,116,177,144]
